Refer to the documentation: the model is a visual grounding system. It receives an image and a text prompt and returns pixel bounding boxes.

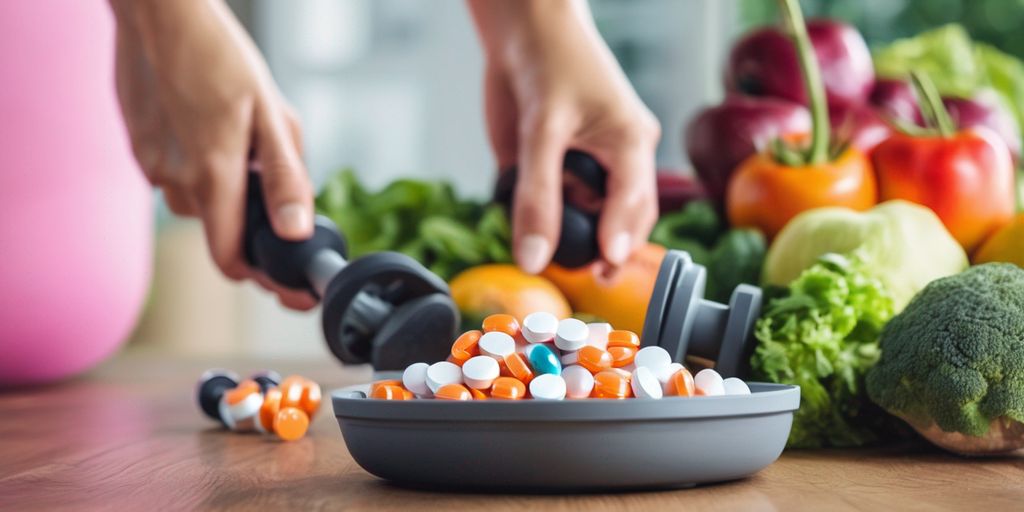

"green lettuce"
[751,252,896,448]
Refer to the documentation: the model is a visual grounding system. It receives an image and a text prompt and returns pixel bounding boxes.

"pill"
[402,362,433,398]
[462,356,500,389]
[522,312,558,343]
[634,346,672,373]
[435,383,473,401]
[591,371,633,399]
[299,380,322,418]
[665,368,696,397]
[371,384,411,400]
[586,322,612,350]
[607,330,640,349]
[479,331,517,359]
[576,346,613,374]
[256,387,282,434]
[370,379,403,397]
[273,407,310,441]
[694,369,725,396]
[482,314,520,337]
[529,374,567,400]
[608,346,637,368]
[655,363,685,385]
[451,330,482,364]
[527,343,561,375]
[469,387,489,400]
[279,375,307,409]
[630,367,664,399]
[562,365,595,399]
[491,376,527,400]
[523,342,560,359]
[220,379,262,431]
[554,318,589,352]
[723,377,751,395]
[607,367,633,380]
[425,361,463,393]
[503,352,535,385]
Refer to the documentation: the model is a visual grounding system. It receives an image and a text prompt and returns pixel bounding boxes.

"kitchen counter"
[2,351,1021,511]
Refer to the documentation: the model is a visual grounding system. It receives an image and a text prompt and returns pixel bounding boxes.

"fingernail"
[517,234,551,274]
[607,232,631,265]
[275,203,311,237]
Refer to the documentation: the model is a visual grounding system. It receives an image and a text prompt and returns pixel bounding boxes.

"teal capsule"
[527,344,561,376]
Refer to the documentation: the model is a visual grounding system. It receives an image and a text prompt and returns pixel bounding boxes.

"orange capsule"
[279,375,309,409]
[607,330,640,349]
[469,387,489,400]
[300,380,322,418]
[490,376,527,400]
[224,379,261,406]
[608,346,637,368]
[435,383,473,401]
[482,314,520,337]
[369,379,403,397]
[665,368,696,397]
[503,352,535,385]
[591,371,632,399]
[608,368,633,380]
[577,346,614,374]
[273,407,310,441]
[259,387,283,432]
[451,330,482,364]
[371,384,411,400]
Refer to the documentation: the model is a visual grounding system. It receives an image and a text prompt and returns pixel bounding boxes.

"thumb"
[254,98,314,241]
[513,117,567,274]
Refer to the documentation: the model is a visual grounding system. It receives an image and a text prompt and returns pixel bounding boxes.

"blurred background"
[131,0,1024,358]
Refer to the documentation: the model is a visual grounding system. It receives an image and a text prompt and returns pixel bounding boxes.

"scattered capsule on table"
[522,312,558,343]
[482,314,520,337]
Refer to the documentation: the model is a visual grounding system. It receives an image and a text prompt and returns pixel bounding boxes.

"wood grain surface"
[1,351,1022,511]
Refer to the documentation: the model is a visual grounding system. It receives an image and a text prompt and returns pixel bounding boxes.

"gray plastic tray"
[331,382,800,491]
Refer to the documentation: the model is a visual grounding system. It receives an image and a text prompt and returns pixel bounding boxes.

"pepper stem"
[778,0,830,164]
[910,71,955,137]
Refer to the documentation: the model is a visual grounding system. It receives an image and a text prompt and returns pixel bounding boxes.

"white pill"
[631,367,664,399]
[560,350,580,366]
[529,374,567,400]
[479,331,516,359]
[554,318,589,352]
[402,362,433,398]
[723,377,751,396]
[634,346,673,373]
[562,365,595,399]
[586,322,612,350]
[694,368,725,396]
[522,312,558,343]
[425,361,463,393]
[462,356,500,389]
[655,362,685,385]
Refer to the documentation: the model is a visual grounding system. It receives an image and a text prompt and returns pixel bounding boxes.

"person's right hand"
[110,0,316,309]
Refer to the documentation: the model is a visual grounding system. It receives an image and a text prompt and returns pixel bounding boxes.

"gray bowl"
[331,382,800,491]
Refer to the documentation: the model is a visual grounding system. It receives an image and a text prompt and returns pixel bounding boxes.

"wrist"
[471,0,595,72]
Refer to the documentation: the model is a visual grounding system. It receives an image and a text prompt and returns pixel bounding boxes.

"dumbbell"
[243,173,459,370]
[494,150,607,268]
[640,250,762,378]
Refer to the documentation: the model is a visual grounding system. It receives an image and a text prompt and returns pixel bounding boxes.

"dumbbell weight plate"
[321,252,454,365]
[713,284,763,378]
[370,294,460,371]
[639,250,685,348]
[657,255,708,364]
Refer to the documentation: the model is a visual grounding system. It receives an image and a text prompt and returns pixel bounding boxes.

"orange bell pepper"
[725,0,877,239]
[872,72,1015,254]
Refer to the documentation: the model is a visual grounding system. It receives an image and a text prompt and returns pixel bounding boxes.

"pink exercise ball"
[0,1,152,385]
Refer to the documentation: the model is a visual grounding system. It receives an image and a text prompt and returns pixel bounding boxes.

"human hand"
[110,0,316,309]
[469,0,661,275]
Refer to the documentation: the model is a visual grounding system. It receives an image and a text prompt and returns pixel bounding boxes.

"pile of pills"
[197,370,321,441]
[372,313,752,401]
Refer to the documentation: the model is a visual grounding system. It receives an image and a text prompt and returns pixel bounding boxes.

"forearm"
[466,0,601,71]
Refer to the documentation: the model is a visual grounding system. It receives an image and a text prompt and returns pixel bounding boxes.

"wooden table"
[2,351,1022,511]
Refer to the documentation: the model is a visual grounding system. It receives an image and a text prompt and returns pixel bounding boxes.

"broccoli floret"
[866,263,1024,443]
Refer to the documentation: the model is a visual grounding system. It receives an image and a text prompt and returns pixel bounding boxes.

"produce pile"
[318,0,1024,454]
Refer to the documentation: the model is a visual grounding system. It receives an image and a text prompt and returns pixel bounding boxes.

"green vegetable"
[763,200,968,312]
[873,24,1024,149]
[866,263,1024,455]
[751,252,896,448]
[315,169,512,280]
[651,201,766,303]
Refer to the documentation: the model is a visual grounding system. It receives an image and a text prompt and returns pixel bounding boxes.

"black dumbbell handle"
[495,150,607,268]
[243,172,348,296]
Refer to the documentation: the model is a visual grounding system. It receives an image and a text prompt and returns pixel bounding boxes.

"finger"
[253,98,314,241]
[162,187,198,217]
[593,144,658,267]
[514,113,569,274]
[192,130,251,281]
[283,105,304,156]
[252,273,317,311]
